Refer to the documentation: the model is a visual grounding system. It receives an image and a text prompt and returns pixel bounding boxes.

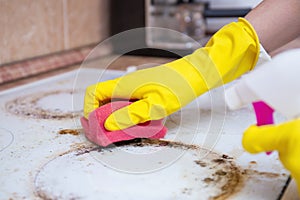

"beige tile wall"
[0,0,110,65]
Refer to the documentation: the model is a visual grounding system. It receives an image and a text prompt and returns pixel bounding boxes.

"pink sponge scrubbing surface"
[80,101,167,147]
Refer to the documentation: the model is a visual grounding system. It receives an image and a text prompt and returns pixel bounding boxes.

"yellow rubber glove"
[84,18,260,131]
[242,119,300,195]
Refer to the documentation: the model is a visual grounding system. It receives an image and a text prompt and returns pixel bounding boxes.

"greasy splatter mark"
[249,161,257,165]
[71,138,244,200]
[35,138,286,200]
[58,129,80,135]
[194,160,207,167]
[5,90,82,119]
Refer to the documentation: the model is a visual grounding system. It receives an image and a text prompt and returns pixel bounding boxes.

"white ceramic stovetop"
[0,68,289,200]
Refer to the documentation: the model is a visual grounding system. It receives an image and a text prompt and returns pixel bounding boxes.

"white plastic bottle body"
[225,48,300,119]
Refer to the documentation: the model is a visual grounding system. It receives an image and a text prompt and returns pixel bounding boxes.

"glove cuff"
[237,17,260,70]
[256,44,272,67]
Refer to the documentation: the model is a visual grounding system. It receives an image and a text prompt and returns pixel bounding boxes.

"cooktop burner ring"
[34,139,243,200]
[5,89,83,120]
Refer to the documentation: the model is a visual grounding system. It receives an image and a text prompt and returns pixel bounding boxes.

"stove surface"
[0,68,288,200]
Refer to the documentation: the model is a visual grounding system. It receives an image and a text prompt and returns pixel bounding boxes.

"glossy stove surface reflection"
[0,68,289,200]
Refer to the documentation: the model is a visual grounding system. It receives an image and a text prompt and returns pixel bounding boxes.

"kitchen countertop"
[0,54,298,199]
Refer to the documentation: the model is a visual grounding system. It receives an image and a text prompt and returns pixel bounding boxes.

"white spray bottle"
[225,48,300,154]
[225,48,300,119]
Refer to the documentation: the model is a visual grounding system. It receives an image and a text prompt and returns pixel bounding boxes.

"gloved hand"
[84,18,260,131]
[242,119,300,195]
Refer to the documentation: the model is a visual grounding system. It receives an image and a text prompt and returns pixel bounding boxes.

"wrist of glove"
[242,119,300,194]
[84,18,260,131]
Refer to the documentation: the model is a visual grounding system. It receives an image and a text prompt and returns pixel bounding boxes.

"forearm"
[270,36,300,56]
[245,0,300,53]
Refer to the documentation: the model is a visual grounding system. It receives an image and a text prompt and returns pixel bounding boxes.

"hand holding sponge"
[80,101,167,147]
[83,18,260,132]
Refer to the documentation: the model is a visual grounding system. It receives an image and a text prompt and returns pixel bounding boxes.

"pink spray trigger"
[252,101,274,155]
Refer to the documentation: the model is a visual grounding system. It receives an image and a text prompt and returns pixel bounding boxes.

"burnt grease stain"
[194,160,207,167]
[75,138,199,156]
[212,158,226,164]
[203,177,214,183]
[58,129,80,135]
[74,138,244,200]
[5,90,82,120]
[222,154,233,159]
[195,157,243,200]
[64,138,284,200]
[242,169,285,178]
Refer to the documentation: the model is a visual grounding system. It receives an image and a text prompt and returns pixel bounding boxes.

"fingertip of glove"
[241,131,253,153]
[104,117,121,131]
[83,111,89,119]
[242,125,262,154]
[104,113,135,131]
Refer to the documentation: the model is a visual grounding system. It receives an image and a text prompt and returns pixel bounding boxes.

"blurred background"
[1,0,109,65]
[1,0,299,85]
[0,0,261,65]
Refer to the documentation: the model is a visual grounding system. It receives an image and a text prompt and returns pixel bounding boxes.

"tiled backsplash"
[0,0,110,65]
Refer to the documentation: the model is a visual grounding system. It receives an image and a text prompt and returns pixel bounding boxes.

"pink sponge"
[80,101,167,147]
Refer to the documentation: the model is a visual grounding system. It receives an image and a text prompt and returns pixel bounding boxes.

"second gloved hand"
[84,18,260,131]
[243,119,300,195]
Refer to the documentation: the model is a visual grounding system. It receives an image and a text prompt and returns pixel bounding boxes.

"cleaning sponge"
[80,101,167,147]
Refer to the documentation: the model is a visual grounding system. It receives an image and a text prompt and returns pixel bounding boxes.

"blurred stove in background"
[110,0,262,57]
